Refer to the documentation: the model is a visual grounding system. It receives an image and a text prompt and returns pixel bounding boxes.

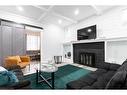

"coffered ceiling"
[0,5,116,27]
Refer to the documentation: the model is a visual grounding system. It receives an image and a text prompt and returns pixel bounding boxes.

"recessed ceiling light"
[74,9,79,15]
[58,19,62,24]
[87,29,92,33]
[17,6,24,11]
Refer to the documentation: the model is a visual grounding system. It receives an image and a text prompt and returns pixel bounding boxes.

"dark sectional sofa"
[67,60,127,89]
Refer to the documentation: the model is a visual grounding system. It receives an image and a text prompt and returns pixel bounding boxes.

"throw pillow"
[7,71,19,84]
[0,71,9,86]
[105,71,127,89]
[0,70,19,86]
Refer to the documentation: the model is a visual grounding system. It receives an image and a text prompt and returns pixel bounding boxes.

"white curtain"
[27,35,40,50]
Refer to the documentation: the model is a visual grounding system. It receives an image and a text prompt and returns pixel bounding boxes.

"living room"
[0,0,127,94]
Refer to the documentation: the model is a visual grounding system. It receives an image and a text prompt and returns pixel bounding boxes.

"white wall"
[106,41,127,64]
[64,6,127,64]
[0,10,42,27]
[64,6,127,42]
[0,10,64,62]
[41,23,64,61]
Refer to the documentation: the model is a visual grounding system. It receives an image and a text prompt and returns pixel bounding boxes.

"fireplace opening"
[79,52,95,67]
[73,42,104,67]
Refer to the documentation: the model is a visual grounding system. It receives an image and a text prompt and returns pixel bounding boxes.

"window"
[27,35,40,50]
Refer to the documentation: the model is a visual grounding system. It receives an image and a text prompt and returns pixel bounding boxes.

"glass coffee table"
[36,63,58,89]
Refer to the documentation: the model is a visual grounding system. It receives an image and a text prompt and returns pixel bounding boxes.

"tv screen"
[77,25,96,40]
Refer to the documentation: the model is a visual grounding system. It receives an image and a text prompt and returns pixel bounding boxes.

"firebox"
[79,52,95,67]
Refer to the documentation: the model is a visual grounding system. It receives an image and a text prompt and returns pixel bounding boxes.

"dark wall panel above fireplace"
[73,42,104,67]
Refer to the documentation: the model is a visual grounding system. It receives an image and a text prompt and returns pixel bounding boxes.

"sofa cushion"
[66,80,86,89]
[96,62,111,70]
[81,86,94,89]
[8,56,21,63]
[105,71,127,89]
[87,69,107,80]
[109,64,120,71]
[90,71,115,89]
[100,71,116,81]
[122,78,127,89]
[92,77,109,89]
[117,60,127,72]
[79,75,96,85]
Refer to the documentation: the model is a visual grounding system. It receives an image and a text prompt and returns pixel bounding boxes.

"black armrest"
[0,80,30,89]
[96,62,111,70]
[10,80,31,89]
[109,64,121,71]
[96,62,121,71]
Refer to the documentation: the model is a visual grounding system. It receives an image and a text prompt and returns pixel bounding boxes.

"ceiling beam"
[91,5,102,15]
[52,12,77,23]
[33,5,77,23]
[37,5,54,21]
[33,5,48,11]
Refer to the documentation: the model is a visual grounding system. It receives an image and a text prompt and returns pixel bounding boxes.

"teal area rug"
[24,64,91,89]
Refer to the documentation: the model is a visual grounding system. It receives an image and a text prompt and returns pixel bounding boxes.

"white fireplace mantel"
[64,37,127,44]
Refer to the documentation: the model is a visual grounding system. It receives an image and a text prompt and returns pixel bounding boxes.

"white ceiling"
[0,5,116,27]
[53,5,96,21]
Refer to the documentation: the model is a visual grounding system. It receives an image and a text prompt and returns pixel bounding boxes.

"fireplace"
[73,42,104,67]
[79,52,95,67]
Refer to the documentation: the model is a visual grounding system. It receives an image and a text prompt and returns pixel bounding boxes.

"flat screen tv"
[77,25,96,40]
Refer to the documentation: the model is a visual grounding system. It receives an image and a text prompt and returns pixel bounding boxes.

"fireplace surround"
[73,42,104,67]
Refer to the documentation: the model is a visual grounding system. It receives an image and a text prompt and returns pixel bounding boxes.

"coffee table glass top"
[38,63,58,73]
